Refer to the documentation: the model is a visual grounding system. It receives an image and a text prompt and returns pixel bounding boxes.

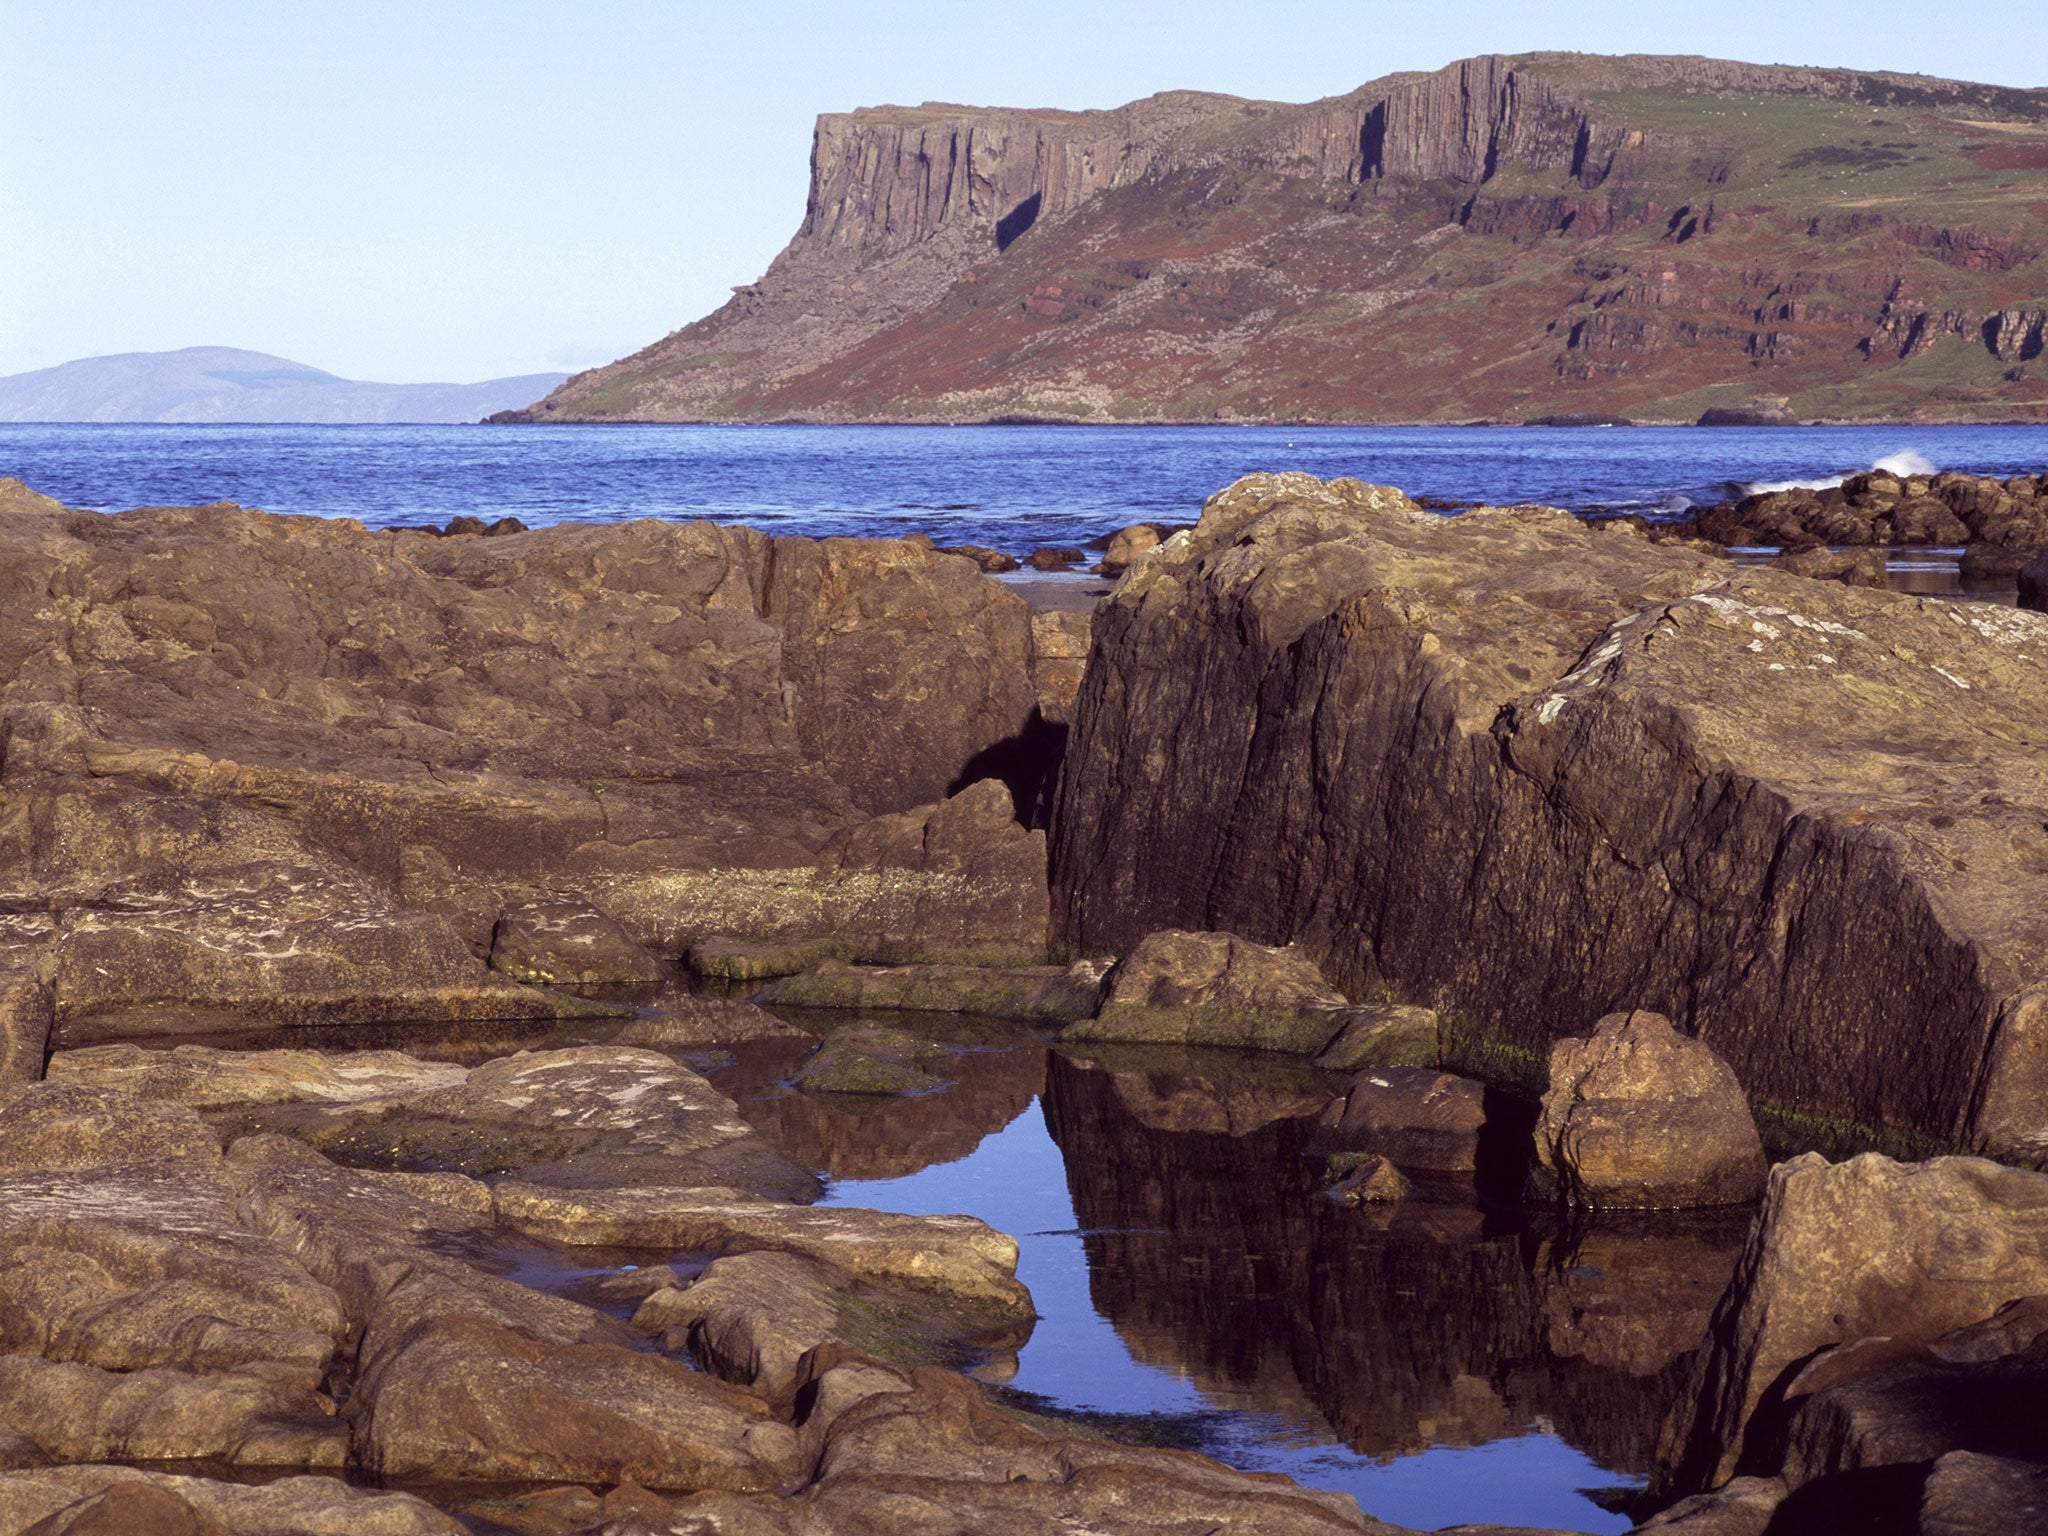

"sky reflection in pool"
[822,1099,1638,1534]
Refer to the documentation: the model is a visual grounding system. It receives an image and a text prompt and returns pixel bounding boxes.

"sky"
[4,1,2045,384]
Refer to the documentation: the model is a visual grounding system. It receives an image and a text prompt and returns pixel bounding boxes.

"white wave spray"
[1743,448,1938,497]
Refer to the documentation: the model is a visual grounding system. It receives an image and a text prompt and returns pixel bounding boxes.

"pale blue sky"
[4,1,2043,382]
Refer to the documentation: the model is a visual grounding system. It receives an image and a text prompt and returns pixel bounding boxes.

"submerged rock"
[1063,930,1349,1054]
[1313,1066,1489,1176]
[1053,471,2048,1157]
[793,1025,947,1097]
[1328,1154,1412,1205]
[1535,1010,1766,1210]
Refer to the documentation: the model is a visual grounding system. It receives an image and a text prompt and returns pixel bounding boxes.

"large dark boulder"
[1052,472,2048,1158]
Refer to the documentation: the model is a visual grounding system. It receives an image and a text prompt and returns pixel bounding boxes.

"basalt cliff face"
[505,52,2048,426]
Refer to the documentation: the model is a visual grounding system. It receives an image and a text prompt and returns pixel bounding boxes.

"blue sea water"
[3,421,2046,551]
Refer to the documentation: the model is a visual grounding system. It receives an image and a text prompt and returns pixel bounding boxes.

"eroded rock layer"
[0,480,1054,1047]
[1053,472,2048,1158]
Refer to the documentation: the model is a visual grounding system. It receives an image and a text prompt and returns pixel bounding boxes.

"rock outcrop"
[0,490,1051,1055]
[1053,472,2048,1159]
[504,55,2048,426]
[1535,1010,1766,1210]
[1659,1153,2048,1491]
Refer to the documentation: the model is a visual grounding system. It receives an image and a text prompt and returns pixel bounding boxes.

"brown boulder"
[0,1084,219,1174]
[760,959,1103,1022]
[0,1355,343,1468]
[1314,1004,1440,1070]
[46,1043,465,1109]
[1660,1153,2048,1491]
[1099,524,1163,575]
[599,778,1050,968]
[793,1025,947,1097]
[487,900,665,985]
[1768,546,1887,586]
[491,1182,1031,1312]
[1920,1451,2048,1536]
[1535,1010,1766,1210]
[1062,930,1349,1054]
[0,493,1044,1049]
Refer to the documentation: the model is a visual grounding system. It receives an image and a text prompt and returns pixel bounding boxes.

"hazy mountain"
[0,348,569,424]
[505,52,2048,426]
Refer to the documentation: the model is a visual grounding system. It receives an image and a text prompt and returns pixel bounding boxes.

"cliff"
[503,52,2048,426]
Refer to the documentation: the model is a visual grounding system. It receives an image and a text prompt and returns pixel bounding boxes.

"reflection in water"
[802,1042,1746,1534]
[703,1013,1047,1182]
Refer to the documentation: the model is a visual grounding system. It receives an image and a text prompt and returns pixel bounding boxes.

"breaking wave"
[1742,449,1938,497]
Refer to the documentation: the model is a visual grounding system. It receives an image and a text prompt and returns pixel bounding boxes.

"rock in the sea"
[1052,471,2048,1157]
[1660,1152,2048,1491]
[1769,545,1887,587]
[1328,1154,1412,1205]
[1312,1066,1489,1175]
[1063,930,1349,1054]
[2018,551,2048,614]
[1535,1010,1766,1210]
[1100,523,1163,575]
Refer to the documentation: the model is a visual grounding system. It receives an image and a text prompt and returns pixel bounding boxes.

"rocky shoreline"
[4,470,2048,1533]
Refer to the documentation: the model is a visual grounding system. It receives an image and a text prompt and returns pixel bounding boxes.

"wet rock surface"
[1053,471,2048,1158]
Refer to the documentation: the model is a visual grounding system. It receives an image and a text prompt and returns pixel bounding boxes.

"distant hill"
[503,52,2048,426]
[0,348,568,424]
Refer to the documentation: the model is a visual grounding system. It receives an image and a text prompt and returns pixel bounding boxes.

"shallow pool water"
[716,1035,1754,1535]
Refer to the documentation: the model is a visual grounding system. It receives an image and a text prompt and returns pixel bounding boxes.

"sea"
[5,421,2048,551]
